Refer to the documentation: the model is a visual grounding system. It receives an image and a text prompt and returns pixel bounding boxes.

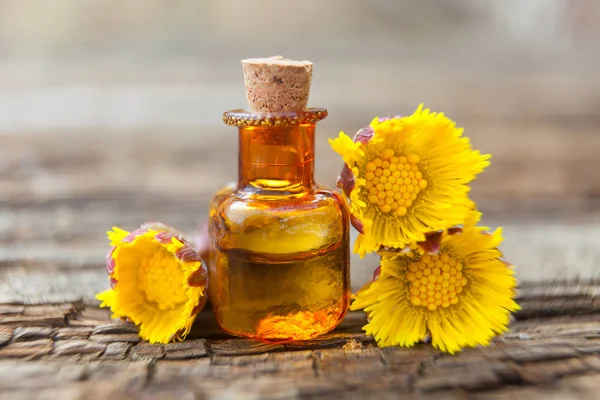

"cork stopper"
[241,56,313,113]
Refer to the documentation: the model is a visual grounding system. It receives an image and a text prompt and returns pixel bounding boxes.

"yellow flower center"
[363,149,427,215]
[139,244,187,310]
[405,252,467,311]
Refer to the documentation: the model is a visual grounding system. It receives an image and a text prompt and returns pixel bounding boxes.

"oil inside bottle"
[209,109,350,341]
[217,243,348,340]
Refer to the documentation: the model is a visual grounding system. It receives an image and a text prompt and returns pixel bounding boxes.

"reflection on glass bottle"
[208,105,351,341]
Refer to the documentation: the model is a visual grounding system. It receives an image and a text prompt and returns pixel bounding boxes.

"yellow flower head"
[96,223,208,344]
[350,212,520,354]
[329,104,490,256]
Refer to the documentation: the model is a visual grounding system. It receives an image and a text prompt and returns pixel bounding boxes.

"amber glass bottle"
[208,108,351,341]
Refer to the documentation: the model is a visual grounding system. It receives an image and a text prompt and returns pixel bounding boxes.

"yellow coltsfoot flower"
[350,213,520,354]
[96,222,208,344]
[329,104,490,256]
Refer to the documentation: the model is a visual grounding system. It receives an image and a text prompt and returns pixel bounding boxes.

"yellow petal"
[97,224,207,344]
[331,105,491,254]
[351,221,519,353]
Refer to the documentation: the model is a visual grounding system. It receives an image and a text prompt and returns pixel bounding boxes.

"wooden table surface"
[1,131,600,399]
[0,284,599,399]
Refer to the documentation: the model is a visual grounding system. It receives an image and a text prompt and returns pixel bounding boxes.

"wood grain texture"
[0,284,599,399]
[0,103,599,399]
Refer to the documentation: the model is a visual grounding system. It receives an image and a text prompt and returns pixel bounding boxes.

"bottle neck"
[238,123,316,193]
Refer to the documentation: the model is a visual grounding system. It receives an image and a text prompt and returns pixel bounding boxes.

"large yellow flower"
[330,104,490,256]
[350,213,519,354]
[96,223,208,344]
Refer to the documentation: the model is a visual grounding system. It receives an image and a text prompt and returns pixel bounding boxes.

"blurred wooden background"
[1,0,600,300]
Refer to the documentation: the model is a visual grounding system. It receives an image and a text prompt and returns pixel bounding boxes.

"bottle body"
[209,189,350,340]
[208,109,351,341]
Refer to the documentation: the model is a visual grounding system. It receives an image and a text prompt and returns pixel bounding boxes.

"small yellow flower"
[350,212,520,354]
[330,104,490,256]
[96,223,208,344]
